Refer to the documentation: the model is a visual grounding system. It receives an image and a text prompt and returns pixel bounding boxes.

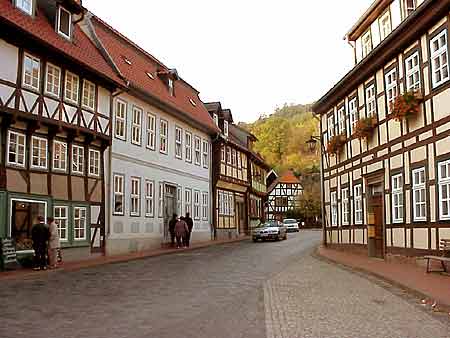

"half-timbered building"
[267,170,303,221]
[0,0,123,260]
[313,0,450,258]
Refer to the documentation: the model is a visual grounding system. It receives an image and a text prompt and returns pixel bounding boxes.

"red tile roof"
[90,15,218,134]
[0,0,123,86]
[278,170,301,184]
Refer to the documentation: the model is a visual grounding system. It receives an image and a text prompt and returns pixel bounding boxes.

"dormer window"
[16,0,33,15]
[57,7,72,40]
[213,113,219,126]
[168,78,174,96]
[224,120,229,137]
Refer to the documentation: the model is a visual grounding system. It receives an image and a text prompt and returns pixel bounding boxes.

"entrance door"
[163,185,177,243]
[368,183,384,258]
[10,199,46,251]
[236,202,246,234]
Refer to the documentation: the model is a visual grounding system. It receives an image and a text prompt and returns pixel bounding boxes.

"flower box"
[390,91,423,121]
[327,134,346,156]
[353,116,377,140]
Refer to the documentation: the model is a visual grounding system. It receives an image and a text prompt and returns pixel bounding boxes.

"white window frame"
[57,6,72,40]
[53,140,67,172]
[71,144,84,175]
[404,0,417,18]
[213,113,219,126]
[331,191,338,226]
[194,190,200,220]
[185,188,192,215]
[16,0,33,15]
[7,130,26,167]
[392,174,404,223]
[194,136,201,166]
[158,183,164,218]
[160,119,168,154]
[385,68,398,113]
[438,160,450,220]
[73,207,87,241]
[45,63,61,98]
[82,79,95,111]
[131,106,142,146]
[168,78,174,96]
[30,136,48,169]
[113,174,125,216]
[202,139,209,168]
[338,106,346,135]
[354,185,363,225]
[145,180,154,217]
[185,131,192,163]
[65,71,79,104]
[224,120,229,137]
[23,53,40,91]
[362,30,372,58]
[379,10,391,40]
[146,113,156,150]
[366,84,376,117]
[177,186,182,216]
[175,126,183,159]
[53,206,68,241]
[412,167,426,221]
[327,115,334,139]
[349,98,358,134]
[130,177,141,217]
[114,99,127,141]
[88,149,100,177]
[342,188,349,225]
[405,51,421,91]
[202,192,208,221]
[430,30,449,88]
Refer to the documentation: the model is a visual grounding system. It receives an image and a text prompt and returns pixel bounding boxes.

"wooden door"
[368,183,384,259]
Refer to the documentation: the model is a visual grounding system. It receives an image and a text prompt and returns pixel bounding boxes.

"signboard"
[1,238,17,270]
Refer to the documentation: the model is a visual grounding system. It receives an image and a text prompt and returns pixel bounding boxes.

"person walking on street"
[175,216,189,248]
[47,217,60,269]
[169,214,177,247]
[185,212,194,247]
[31,216,50,271]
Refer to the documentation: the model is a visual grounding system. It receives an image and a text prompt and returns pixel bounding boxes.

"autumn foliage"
[390,91,423,121]
[326,134,346,156]
[353,116,377,140]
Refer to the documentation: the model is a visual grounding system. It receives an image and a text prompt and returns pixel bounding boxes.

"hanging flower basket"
[327,134,346,156]
[353,116,377,140]
[390,91,423,121]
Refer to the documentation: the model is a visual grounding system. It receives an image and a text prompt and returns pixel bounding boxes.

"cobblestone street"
[0,231,448,338]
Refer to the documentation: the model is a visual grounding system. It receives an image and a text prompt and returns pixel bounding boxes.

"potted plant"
[353,116,377,140]
[390,91,423,121]
[327,134,346,156]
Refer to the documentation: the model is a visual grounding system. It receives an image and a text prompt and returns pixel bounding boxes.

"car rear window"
[284,219,296,224]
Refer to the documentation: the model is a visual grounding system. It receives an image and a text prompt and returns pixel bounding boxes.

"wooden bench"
[423,239,450,273]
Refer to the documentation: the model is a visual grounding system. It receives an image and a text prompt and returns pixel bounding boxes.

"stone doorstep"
[0,236,250,281]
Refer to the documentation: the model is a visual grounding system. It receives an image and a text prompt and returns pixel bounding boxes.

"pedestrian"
[169,214,177,247]
[175,216,189,249]
[184,212,194,247]
[31,216,50,271]
[47,217,60,269]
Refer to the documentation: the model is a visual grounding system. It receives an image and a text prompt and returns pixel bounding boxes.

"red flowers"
[390,91,423,121]
[327,134,346,156]
[353,116,377,140]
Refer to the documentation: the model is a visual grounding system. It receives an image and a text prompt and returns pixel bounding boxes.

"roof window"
[123,56,132,65]
[146,72,155,80]
[57,7,72,40]
[16,0,33,16]
[189,98,197,107]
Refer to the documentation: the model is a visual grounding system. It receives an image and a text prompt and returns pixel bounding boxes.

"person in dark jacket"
[31,216,50,271]
[184,212,194,247]
[168,214,177,247]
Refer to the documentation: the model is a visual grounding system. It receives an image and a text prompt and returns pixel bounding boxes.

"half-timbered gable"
[267,170,303,221]
[313,0,450,258]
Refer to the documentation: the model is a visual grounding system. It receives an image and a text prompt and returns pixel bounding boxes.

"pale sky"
[84,0,373,123]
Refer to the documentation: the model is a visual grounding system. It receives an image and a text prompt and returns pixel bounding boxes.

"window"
[379,11,391,40]
[202,139,209,168]
[158,183,164,218]
[405,52,421,91]
[30,136,48,169]
[430,30,449,88]
[16,0,33,15]
[160,119,168,154]
[366,84,376,117]
[224,120,229,137]
[7,131,26,167]
[72,145,84,174]
[342,188,349,225]
[82,80,95,110]
[185,131,192,162]
[362,30,372,58]
[194,136,201,165]
[221,146,225,162]
[177,186,182,215]
[65,71,79,103]
[45,63,61,97]
[23,54,40,91]
[219,191,234,216]
[57,7,72,39]
[404,0,417,17]
[438,160,450,220]
[354,185,363,224]
[231,149,237,167]
[130,177,141,216]
[88,149,100,176]
[131,106,142,145]
[115,100,127,140]
[412,167,426,221]
[146,113,156,150]
[113,174,124,215]
[349,98,358,134]
[385,68,398,112]
[202,192,209,221]
[53,141,67,171]
[392,174,404,223]
[185,188,192,215]
[213,113,219,126]
[194,190,200,220]
[175,127,183,159]
[168,78,174,96]
[338,106,346,135]
[145,180,154,217]
[53,206,68,241]
[73,207,87,240]
[331,191,338,226]
[327,115,334,139]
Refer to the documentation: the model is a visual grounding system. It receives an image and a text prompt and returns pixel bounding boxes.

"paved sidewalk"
[0,236,249,281]
[317,246,450,313]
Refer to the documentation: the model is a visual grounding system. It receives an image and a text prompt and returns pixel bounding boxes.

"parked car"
[283,218,300,232]
[252,221,287,242]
